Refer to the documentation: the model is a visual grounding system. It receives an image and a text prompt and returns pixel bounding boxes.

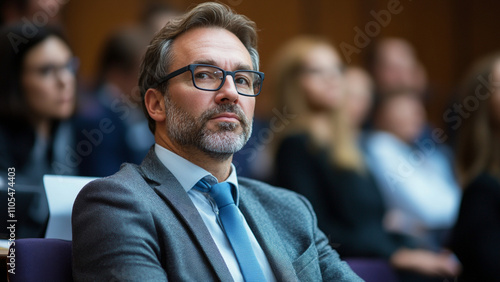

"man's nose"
[215,75,239,104]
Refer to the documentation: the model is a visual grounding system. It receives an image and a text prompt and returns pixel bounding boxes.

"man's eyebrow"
[234,63,253,71]
[192,59,217,66]
[191,60,253,71]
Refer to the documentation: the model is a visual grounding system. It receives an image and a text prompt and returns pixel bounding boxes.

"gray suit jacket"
[72,148,362,281]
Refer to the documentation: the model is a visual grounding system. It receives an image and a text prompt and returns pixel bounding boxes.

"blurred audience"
[75,26,154,177]
[451,52,500,281]
[0,24,77,236]
[272,36,460,281]
[364,90,461,249]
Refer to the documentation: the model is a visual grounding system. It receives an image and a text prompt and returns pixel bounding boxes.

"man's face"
[161,27,255,159]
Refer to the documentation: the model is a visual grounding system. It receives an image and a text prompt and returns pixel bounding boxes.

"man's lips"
[211,113,241,123]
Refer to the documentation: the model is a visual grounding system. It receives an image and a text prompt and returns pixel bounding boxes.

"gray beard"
[164,96,252,161]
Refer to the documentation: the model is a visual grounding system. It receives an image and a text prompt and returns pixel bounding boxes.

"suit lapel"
[139,148,233,281]
[238,187,299,282]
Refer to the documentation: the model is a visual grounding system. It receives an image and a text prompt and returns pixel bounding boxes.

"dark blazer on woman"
[451,172,500,281]
[275,133,414,259]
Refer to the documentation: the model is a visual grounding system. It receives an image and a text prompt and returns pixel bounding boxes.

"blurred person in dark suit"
[451,52,500,281]
[75,26,154,177]
[272,36,460,281]
[0,24,77,237]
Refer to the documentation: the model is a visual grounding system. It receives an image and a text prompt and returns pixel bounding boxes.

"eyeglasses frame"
[156,63,265,97]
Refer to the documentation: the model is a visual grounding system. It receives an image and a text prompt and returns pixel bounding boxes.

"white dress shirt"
[155,144,276,282]
[364,132,461,231]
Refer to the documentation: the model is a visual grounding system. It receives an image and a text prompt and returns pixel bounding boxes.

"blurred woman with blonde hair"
[272,36,362,172]
[451,52,500,281]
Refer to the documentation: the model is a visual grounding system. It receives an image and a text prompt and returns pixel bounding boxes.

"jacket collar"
[238,185,299,282]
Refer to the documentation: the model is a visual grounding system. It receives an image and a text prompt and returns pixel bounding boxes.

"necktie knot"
[209,182,235,209]
[194,179,235,209]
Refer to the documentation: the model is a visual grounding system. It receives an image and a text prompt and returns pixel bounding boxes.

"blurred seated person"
[0,24,77,185]
[364,90,461,249]
[0,24,77,236]
[366,37,440,143]
[75,26,154,176]
[272,36,460,280]
[451,52,500,281]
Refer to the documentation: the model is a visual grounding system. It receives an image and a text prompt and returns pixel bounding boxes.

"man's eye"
[235,76,251,86]
[194,72,215,80]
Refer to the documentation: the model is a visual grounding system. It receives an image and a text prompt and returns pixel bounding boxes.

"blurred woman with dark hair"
[451,52,500,281]
[0,24,77,237]
[75,26,154,177]
[0,24,77,183]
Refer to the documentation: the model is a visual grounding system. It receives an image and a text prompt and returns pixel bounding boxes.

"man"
[72,2,361,281]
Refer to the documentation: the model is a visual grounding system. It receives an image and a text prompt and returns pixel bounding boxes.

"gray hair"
[138,2,260,133]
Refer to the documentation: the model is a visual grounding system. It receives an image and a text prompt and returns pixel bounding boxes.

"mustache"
[200,104,249,127]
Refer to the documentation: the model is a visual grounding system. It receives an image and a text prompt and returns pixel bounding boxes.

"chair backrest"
[8,238,73,282]
[345,258,399,282]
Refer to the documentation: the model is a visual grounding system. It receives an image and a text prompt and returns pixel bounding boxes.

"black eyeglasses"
[157,64,265,97]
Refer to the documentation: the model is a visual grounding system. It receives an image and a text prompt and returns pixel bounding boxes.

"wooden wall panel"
[62,0,142,80]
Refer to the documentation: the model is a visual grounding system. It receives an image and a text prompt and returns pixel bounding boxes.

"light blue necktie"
[194,179,266,282]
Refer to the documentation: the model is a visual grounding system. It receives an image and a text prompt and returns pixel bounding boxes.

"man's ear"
[144,88,166,122]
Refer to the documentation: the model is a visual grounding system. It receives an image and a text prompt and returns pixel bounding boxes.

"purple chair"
[8,238,73,282]
[346,258,399,282]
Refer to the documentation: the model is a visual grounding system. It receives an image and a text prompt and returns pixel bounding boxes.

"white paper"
[43,175,97,240]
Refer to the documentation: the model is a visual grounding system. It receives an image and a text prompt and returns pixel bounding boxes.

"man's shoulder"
[77,163,149,197]
[239,177,298,196]
[238,177,313,211]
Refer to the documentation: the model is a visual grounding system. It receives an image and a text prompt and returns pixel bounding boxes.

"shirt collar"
[154,144,240,204]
